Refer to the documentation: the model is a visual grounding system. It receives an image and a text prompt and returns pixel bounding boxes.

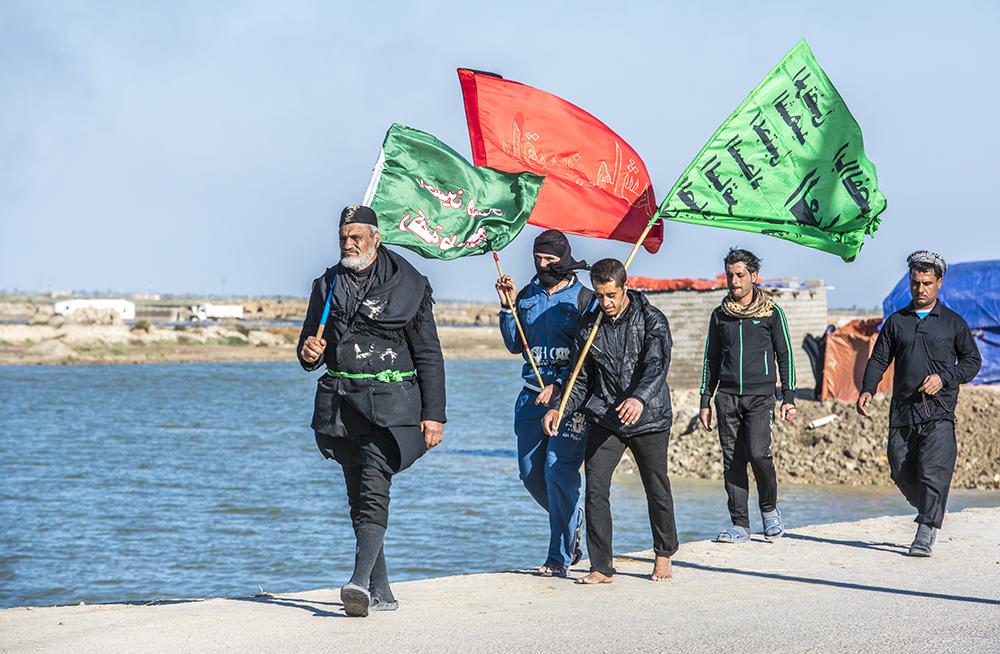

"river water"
[1,360,997,608]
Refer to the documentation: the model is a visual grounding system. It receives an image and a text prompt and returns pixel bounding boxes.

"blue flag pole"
[315,275,337,340]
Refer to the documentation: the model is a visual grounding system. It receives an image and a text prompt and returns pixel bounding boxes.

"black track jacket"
[699,302,796,409]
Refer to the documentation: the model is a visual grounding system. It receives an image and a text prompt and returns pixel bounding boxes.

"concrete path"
[2,508,999,653]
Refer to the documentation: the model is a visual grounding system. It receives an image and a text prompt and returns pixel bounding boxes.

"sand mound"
[641,386,1000,490]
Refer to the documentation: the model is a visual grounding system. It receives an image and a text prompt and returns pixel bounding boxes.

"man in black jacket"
[858,251,981,557]
[542,258,677,585]
[699,248,797,544]
[298,204,446,617]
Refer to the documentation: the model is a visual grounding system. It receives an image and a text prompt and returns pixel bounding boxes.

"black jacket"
[298,248,447,470]
[561,290,673,436]
[699,302,796,408]
[861,301,981,427]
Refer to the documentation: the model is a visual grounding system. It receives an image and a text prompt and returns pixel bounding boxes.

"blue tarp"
[883,259,1000,384]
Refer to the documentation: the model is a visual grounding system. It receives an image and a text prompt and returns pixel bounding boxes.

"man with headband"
[495,229,594,577]
[859,250,981,556]
[298,204,446,615]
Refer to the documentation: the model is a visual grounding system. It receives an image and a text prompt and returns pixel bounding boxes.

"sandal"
[762,508,784,539]
[713,525,750,543]
[536,563,568,578]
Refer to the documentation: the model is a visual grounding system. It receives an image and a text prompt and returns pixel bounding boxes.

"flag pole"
[493,250,546,389]
[315,276,338,340]
[554,215,661,423]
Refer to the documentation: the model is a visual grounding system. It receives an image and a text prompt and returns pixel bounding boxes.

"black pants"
[715,392,777,529]
[315,405,398,529]
[888,420,957,529]
[584,424,678,576]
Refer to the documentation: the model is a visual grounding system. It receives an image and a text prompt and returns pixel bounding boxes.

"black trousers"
[888,419,957,529]
[315,404,399,530]
[715,392,778,529]
[584,424,678,576]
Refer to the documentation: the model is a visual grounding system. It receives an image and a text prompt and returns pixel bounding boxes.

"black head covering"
[340,204,378,228]
[532,229,588,287]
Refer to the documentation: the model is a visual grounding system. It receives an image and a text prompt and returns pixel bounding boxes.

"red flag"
[458,68,662,253]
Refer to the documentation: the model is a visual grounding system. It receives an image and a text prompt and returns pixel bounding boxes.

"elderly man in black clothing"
[298,204,446,616]
[858,250,981,557]
[542,258,678,585]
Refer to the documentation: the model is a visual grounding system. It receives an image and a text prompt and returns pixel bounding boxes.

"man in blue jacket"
[496,230,594,577]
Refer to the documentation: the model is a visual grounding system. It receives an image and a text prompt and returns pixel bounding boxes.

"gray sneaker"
[340,583,371,617]
[907,524,936,557]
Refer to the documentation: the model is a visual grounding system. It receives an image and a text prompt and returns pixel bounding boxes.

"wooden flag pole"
[493,251,546,390]
[554,216,661,423]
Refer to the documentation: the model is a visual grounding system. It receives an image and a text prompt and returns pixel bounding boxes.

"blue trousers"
[514,388,587,567]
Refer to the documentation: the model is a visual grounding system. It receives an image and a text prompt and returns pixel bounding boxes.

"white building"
[53,299,136,320]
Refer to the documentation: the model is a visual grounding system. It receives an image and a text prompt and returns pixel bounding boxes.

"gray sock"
[368,546,395,603]
[349,523,386,589]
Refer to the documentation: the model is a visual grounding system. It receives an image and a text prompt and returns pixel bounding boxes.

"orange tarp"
[821,318,893,401]
[628,274,728,292]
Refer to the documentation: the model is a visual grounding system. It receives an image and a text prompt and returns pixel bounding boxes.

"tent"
[820,318,894,401]
[882,259,1000,385]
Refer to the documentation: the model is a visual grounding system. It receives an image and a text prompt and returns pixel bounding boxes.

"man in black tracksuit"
[699,249,797,543]
[858,251,981,556]
[543,258,677,584]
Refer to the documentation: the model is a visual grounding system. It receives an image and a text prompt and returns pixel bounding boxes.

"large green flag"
[362,123,543,260]
[658,40,887,262]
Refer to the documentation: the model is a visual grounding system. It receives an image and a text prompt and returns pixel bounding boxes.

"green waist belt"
[326,369,415,383]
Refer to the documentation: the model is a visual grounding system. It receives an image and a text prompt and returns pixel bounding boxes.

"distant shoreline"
[0,324,510,366]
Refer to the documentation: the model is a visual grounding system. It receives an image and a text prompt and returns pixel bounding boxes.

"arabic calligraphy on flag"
[458,68,663,253]
[362,123,543,260]
[657,40,887,262]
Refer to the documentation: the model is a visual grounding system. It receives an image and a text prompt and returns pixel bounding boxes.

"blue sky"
[1,1,997,306]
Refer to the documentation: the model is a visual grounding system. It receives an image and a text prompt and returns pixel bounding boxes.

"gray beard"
[340,248,376,271]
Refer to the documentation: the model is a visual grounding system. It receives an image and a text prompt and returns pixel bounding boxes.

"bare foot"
[650,555,672,581]
[575,571,613,585]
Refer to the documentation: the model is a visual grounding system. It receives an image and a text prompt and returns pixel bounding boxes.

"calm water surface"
[1,360,997,608]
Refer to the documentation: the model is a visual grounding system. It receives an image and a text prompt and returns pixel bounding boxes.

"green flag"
[362,123,543,260]
[658,40,887,262]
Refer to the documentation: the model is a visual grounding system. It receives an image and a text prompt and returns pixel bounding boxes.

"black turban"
[340,204,378,228]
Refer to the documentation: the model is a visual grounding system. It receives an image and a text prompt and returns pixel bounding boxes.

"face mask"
[533,230,588,288]
[536,262,569,288]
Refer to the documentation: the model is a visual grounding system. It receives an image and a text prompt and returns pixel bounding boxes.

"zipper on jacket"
[764,350,769,376]
[738,319,744,394]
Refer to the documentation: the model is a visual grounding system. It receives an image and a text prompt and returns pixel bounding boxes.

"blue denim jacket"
[499,275,594,391]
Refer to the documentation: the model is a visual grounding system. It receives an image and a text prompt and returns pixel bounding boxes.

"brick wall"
[644,285,827,391]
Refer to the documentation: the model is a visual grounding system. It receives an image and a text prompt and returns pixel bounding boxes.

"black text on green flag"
[658,40,887,262]
[363,123,543,260]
